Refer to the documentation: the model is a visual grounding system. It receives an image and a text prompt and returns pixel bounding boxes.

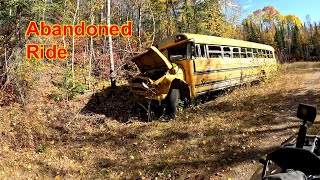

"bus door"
[193,44,223,93]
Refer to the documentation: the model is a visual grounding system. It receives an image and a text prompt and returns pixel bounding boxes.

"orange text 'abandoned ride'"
[25,21,132,37]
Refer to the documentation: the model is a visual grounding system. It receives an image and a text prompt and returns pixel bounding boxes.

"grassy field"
[1,62,320,179]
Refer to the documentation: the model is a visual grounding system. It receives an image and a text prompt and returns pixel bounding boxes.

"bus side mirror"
[297,104,317,123]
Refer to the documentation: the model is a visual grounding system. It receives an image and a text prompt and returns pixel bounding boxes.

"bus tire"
[167,89,180,118]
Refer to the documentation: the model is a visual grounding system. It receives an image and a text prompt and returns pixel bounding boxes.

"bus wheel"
[166,89,180,118]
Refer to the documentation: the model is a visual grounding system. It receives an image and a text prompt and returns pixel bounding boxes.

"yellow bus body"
[130,33,278,105]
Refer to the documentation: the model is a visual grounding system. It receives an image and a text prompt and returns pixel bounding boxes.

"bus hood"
[131,46,173,73]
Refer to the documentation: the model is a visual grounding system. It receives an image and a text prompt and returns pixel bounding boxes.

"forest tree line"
[0,0,320,104]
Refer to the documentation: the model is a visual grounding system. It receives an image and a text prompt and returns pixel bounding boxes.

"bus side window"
[200,44,207,58]
[195,44,206,58]
[262,50,267,58]
[253,48,258,58]
[241,47,247,58]
[208,45,222,58]
[223,47,231,58]
[195,44,200,57]
[258,49,263,58]
[247,48,253,58]
[233,47,240,58]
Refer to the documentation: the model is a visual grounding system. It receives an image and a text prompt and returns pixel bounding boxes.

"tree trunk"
[150,3,156,46]
[71,0,80,82]
[88,0,94,90]
[137,1,142,50]
[83,40,87,86]
[62,0,67,67]
[107,0,116,88]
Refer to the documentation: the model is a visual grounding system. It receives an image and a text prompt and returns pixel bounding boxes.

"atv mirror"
[297,104,317,123]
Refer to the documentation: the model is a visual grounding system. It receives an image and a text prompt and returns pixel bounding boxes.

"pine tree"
[291,25,302,58]
[274,27,283,49]
[314,23,320,56]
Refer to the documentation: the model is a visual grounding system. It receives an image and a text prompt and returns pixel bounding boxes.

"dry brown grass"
[0,61,320,179]
[281,61,320,72]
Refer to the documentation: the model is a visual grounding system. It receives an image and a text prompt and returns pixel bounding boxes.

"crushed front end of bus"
[129,45,188,119]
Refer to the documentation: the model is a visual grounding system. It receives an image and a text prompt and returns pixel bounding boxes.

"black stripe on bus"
[195,77,260,95]
[194,65,260,75]
[194,73,260,88]
[196,83,240,95]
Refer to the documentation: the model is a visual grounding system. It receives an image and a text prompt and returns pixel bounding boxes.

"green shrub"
[56,72,86,100]
[37,143,48,153]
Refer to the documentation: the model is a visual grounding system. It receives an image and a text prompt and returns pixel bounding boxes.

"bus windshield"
[167,43,188,62]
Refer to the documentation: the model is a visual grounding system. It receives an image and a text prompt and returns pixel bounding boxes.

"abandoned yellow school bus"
[130,33,277,116]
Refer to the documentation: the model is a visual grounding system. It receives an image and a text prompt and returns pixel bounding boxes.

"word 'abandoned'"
[25,21,132,37]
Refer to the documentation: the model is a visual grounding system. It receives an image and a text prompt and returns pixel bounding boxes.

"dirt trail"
[223,69,320,180]
[297,69,320,95]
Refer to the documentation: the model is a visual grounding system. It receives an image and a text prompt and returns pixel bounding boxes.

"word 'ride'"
[26,44,67,60]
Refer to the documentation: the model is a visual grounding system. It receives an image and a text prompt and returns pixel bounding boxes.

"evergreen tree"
[291,25,301,55]
[314,23,320,56]
[274,27,284,49]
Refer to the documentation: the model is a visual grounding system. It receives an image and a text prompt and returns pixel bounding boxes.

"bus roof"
[158,33,275,51]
